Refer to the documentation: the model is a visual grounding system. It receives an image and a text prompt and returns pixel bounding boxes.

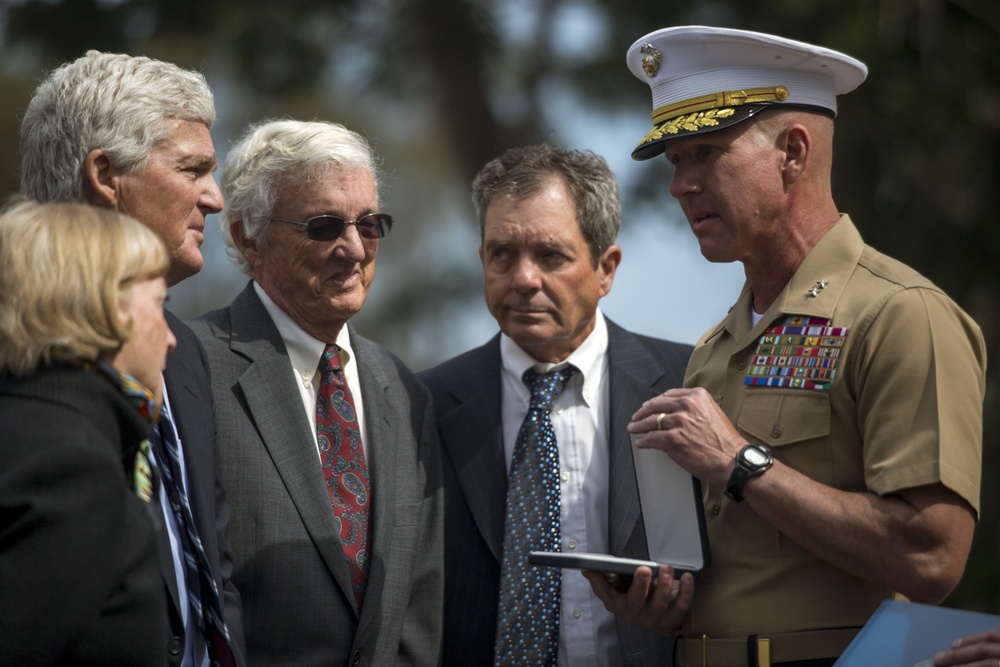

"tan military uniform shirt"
[683,215,985,638]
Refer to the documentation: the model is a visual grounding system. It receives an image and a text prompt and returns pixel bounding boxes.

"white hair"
[19,50,215,203]
[219,119,381,273]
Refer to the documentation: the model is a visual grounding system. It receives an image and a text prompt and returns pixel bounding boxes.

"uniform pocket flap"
[738,390,831,447]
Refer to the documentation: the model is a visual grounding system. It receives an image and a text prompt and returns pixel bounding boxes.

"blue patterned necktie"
[494,365,578,667]
[151,404,233,662]
[316,343,372,609]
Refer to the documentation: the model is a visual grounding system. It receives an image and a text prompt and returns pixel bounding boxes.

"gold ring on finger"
[656,412,667,431]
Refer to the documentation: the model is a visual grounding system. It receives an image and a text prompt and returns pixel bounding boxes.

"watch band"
[724,443,773,502]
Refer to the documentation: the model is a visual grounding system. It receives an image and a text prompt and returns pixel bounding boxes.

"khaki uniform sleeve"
[853,287,985,514]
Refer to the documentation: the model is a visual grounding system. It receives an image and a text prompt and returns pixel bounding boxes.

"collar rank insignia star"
[806,280,828,298]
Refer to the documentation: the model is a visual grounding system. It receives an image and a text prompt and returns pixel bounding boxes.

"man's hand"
[628,387,745,486]
[582,565,695,635]
[934,630,1000,666]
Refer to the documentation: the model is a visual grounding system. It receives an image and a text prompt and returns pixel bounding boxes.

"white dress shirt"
[254,282,369,462]
[499,309,622,667]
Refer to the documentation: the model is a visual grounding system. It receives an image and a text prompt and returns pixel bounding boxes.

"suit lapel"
[349,331,395,619]
[229,286,358,610]
[438,329,666,563]
[162,312,216,554]
[144,474,181,617]
[605,321,665,556]
[437,338,507,563]
[158,311,197,619]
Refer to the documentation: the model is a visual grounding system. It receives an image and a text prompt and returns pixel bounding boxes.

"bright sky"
[602,220,747,346]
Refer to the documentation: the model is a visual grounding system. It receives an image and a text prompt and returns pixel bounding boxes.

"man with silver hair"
[189,119,444,666]
[19,50,244,667]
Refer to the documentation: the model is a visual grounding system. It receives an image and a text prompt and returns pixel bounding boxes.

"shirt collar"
[253,281,355,376]
[772,213,861,319]
[499,308,608,406]
[722,214,863,346]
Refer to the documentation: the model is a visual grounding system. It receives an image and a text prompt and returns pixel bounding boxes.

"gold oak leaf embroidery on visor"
[655,108,735,139]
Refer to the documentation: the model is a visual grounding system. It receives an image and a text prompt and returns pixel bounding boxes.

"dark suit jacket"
[418,319,692,667]
[0,364,167,666]
[188,283,443,667]
[162,311,245,666]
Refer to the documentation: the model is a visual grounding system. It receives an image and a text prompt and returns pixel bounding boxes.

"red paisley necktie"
[316,344,372,608]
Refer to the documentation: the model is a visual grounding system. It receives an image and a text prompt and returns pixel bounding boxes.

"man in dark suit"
[419,144,692,667]
[188,119,443,667]
[19,51,244,667]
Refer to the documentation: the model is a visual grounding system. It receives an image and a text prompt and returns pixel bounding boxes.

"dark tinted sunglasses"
[272,213,393,241]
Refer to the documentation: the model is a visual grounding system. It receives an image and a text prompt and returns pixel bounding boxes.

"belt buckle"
[756,637,771,667]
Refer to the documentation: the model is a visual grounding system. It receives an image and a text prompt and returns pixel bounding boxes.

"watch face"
[744,447,770,466]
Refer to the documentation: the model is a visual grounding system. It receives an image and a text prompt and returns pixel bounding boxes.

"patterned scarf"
[92,360,160,502]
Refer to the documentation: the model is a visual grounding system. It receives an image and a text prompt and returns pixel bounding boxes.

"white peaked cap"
[626,26,867,160]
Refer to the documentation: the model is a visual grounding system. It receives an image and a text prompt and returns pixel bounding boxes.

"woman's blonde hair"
[0,201,170,375]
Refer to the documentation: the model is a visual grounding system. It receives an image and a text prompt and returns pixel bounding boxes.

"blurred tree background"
[1,0,997,613]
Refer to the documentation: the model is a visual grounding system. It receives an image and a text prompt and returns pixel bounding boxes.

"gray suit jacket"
[189,283,443,667]
[418,320,691,667]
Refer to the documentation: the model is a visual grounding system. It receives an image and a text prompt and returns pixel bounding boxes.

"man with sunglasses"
[189,119,444,667]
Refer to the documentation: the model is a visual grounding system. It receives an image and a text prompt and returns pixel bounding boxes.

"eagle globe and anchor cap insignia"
[640,43,661,78]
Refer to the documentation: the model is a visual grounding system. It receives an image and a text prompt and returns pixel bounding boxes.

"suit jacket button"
[351,649,362,665]
[169,491,182,512]
[168,636,184,655]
